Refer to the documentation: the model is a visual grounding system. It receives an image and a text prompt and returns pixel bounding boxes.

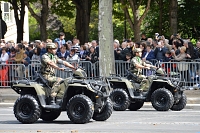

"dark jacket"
[86,52,98,63]
[119,48,129,61]
[57,51,70,60]
[142,50,155,61]
[154,47,167,61]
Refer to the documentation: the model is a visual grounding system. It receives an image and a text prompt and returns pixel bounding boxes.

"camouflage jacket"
[130,56,145,74]
[40,52,59,76]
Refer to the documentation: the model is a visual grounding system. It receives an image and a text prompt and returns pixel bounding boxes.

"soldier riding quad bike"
[108,68,187,111]
[11,68,113,124]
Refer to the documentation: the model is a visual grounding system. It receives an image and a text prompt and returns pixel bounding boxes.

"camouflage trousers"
[137,75,151,92]
[43,74,63,97]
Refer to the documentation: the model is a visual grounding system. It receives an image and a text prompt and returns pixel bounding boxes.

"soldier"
[40,43,75,105]
[130,48,156,92]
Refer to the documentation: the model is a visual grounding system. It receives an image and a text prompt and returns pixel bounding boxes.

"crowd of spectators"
[0,32,200,86]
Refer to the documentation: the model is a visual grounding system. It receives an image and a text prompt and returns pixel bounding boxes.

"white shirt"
[66,54,79,61]
[0,52,9,64]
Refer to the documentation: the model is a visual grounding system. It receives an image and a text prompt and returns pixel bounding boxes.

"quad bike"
[108,68,187,111]
[11,68,113,124]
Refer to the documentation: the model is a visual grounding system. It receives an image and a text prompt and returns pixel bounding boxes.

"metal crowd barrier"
[0,59,200,89]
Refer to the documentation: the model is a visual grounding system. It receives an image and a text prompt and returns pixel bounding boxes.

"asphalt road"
[0,107,200,133]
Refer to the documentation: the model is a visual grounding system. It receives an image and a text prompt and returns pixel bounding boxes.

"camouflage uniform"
[130,52,151,91]
[41,52,63,97]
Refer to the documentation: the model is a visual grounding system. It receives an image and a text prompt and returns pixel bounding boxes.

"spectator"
[91,40,99,57]
[113,41,121,60]
[142,44,155,63]
[119,41,129,61]
[86,46,98,63]
[172,40,180,56]
[9,47,16,59]
[163,51,173,62]
[40,42,47,57]
[54,32,66,48]
[0,47,9,64]
[22,51,31,77]
[66,49,79,61]
[79,45,88,60]
[141,33,147,41]
[57,45,69,60]
[152,40,157,50]
[140,41,147,57]
[154,40,167,61]
[27,44,34,59]
[10,43,24,79]
[0,47,9,86]
[31,47,41,76]
[169,34,184,46]
[184,41,195,60]
[126,53,132,63]
[171,46,189,83]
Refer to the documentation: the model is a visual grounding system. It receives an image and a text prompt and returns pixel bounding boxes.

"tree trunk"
[99,0,115,77]
[170,0,178,35]
[133,9,141,42]
[24,0,49,41]
[159,0,163,35]
[121,0,151,42]
[40,0,48,41]
[11,0,25,43]
[74,0,91,45]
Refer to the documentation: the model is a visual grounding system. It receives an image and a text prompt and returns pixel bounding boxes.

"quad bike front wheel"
[110,88,130,111]
[151,88,174,111]
[128,101,144,111]
[92,98,113,121]
[40,110,61,121]
[67,94,94,124]
[171,93,187,111]
[14,95,41,124]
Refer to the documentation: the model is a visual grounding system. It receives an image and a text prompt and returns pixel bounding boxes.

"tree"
[120,0,151,42]
[7,0,25,43]
[98,0,115,77]
[73,0,92,45]
[24,0,49,41]
[170,0,178,35]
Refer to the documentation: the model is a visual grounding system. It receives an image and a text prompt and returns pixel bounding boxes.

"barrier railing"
[0,59,199,89]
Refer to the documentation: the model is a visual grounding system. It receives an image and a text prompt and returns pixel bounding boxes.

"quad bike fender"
[108,78,136,98]
[12,83,47,106]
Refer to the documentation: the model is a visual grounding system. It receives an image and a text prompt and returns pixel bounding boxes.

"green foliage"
[28,12,40,41]
[178,0,200,40]
[143,0,170,39]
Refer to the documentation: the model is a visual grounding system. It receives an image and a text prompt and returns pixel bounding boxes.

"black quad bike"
[11,68,113,124]
[108,68,187,111]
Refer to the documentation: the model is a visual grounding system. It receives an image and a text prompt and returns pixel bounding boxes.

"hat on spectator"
[71,46,79,50]
[35,40,41,44]
[67,40,72,44]
[133,48,142,53]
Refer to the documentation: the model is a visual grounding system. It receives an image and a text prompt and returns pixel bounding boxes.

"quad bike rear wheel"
[67,94,94,124]
[171,93,187,111]
[128,101,144,111]
[40,110,61,121]
[151,88,174,111]
[110,88,130,111]
[14,95,41,124]
[92,98,113,121]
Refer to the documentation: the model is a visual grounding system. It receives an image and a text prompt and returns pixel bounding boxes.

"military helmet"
[46,43,57,49]
[133,48,142,53]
